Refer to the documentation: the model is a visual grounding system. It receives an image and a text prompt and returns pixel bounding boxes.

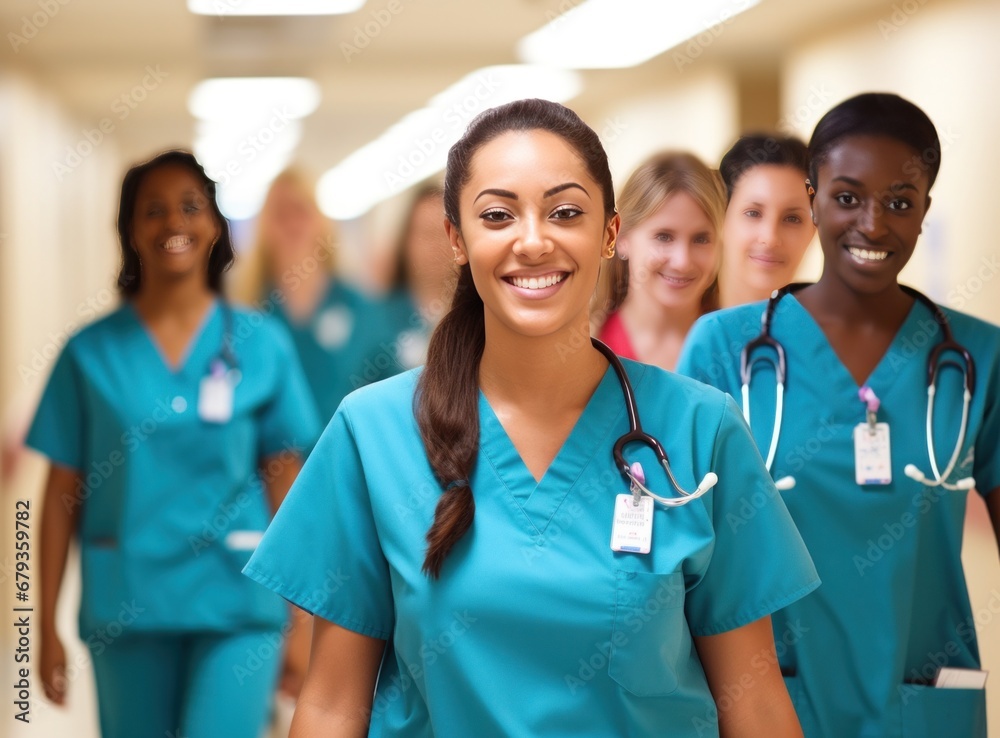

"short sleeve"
[974,349,1000,498]
[243,403,393,639]
[24,345,86,471]
[684,397,820,636]
[257,320,322,458]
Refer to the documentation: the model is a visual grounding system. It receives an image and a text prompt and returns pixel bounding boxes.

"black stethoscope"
[592,338,719,506]
[740,283,977,491]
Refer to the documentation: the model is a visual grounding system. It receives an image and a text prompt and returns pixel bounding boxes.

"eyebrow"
[831,176,918,193]
[473,182,590,204]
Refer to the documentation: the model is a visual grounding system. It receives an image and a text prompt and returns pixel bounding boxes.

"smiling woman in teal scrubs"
[244,99,819,738]
[29,151,320,738]
[677,93,1000,737]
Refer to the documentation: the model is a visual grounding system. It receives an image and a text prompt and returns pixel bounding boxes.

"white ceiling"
[0,0,919,179]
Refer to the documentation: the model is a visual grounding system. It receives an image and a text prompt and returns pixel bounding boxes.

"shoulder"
[693,301,767,336]
[63,303,132,354]
[936,304,1000,338]
[625,359,732,418]
[340,368,421,419]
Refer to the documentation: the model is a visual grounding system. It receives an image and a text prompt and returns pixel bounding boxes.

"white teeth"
[510,274,565,289]
[848,246,889,262]
[163,236,192,251]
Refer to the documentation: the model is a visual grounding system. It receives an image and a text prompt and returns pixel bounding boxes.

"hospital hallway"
[2,0,1000,736]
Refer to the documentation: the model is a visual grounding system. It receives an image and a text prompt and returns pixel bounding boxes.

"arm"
[986,488,1000,557]
[39,463,84,705]
[289,617,386,738]
[694,616,802,738]
[263,451,313,697]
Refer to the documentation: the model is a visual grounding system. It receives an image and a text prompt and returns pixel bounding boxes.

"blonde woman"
[595,152,725,370]
[233,168,406,424]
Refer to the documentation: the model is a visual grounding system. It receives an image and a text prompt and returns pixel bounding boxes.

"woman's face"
[723,164,814,294]
[448,129,617,341]
[261,178,327,259]
[619,192,719,312]
[130,163,221,287]
[405,194,455,308]
[812,134,931,295]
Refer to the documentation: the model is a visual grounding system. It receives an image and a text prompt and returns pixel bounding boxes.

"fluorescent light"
[189,77,320,220]
[188,77,320,121]
[518,0,761,69]
[317,65,582,220]
[187,0,365,16]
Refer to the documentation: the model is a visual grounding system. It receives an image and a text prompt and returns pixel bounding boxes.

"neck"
[479,317,608,408]
[718,269,767,309]
[132,275,215,320]
[618,287,701,338]
[805,272,913,325]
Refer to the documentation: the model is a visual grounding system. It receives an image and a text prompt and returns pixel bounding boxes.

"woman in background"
[32,150,319,738]
[233,168,403,424]
[382,183,457,370]
[595,151,724,370]
[717,134,815,308]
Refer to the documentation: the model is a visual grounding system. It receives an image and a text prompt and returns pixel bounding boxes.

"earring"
[805,179,816,197]
[604,240,616,259]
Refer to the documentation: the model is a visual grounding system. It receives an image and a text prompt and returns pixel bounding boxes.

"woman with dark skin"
[679,93,1000,737]
[30,151,318,738]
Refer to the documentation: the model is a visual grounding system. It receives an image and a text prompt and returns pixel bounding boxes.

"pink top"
[596,311,638,361]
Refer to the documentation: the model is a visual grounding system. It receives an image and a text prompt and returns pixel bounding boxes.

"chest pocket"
[609,570,689,696]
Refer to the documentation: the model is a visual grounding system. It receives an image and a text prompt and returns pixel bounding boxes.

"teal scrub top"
[273,280,412,424]
[244,361,819,737]
[383,290,433,370]
[676,296,1000,738]
[26,301,321,638]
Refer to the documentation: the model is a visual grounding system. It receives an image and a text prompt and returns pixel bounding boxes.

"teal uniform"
[245,361,819,737]
[676,295,1000,737]
[383,289,433,370]
[273,280,412,423]
[26,300,320,738]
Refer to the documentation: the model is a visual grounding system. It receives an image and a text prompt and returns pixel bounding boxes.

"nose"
[166,205,187,231]
[758,218,782,249]
[512,214,553,260]
[856,198,888,240]
[669,242,694,271]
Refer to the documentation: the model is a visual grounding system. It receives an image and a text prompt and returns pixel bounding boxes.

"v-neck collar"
[128,299,220,376]
[477,364,624,535]
[786,294,924,394]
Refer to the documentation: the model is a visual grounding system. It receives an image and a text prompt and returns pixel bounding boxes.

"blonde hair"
[231,167,338,307]
[595,151,726,321]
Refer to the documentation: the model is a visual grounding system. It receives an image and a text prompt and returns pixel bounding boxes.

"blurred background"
[1,0,998,735]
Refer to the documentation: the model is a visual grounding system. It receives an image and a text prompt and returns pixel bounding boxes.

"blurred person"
[718,134,815,307]
[244,98,816,738]
[233,168,403,424]
[383,183,458,369]
[678,93,1000,737]
[30,150,320,738]
[595,152,724,370]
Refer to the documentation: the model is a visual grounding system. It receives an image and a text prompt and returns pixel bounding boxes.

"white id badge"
[199,373,233,423]
[933,667,988,689]
[610,494,653,554]
[854,422,891,485]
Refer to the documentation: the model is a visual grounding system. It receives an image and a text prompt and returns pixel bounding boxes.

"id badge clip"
[199,360,234,423]
[855,386,891,485]
[611,462,653,554]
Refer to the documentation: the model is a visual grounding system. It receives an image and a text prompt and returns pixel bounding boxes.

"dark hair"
[116,149,235,296]
[808,92,941,190]
[719,134,809,200]
[418,99,615,578]
[390,181,445,293]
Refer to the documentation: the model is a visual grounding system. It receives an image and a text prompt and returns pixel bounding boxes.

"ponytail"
[416,266,484,577]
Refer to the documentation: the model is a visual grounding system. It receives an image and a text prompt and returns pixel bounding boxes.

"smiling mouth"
[659,274,696,287]
[846,245,889,263]
[162,236,193,252]
[506,273,566,290]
